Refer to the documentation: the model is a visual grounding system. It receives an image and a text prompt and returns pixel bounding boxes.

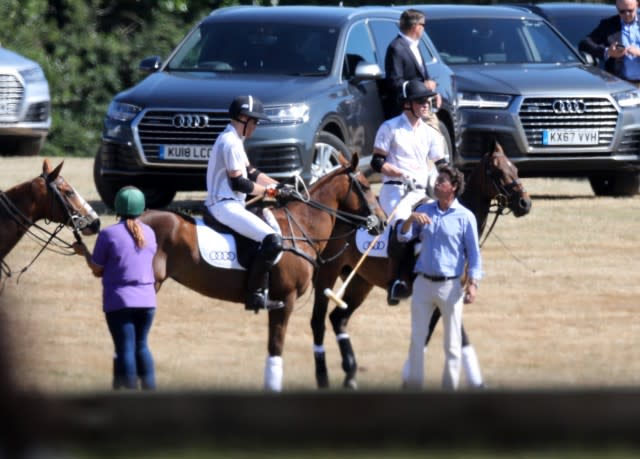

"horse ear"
[350,152,359,171]
[47,161,64,183]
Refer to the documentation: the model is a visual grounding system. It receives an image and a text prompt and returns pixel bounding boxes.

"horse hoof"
[343,378,358,390]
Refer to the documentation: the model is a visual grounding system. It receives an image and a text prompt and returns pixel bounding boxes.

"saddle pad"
[354,225,391,258]
[196,218,245,270]
[195,208,282,270]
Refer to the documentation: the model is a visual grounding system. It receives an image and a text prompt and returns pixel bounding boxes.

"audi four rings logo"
[207,251,236,261]
[172,113,210,128]
[552,99,586,114]
[362,240,386,251]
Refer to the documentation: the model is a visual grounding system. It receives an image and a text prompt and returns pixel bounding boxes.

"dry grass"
[1,157,639,393]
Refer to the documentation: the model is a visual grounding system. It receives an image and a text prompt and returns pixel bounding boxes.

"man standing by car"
[384,8,441,129]
[579,0,640,85]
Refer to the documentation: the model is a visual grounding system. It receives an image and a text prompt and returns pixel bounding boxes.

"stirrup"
[387,280,410,306]
[245,291,284,313]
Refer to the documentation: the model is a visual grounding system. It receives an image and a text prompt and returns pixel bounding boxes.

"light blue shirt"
[398,198,483,281]
[621,15,640,80]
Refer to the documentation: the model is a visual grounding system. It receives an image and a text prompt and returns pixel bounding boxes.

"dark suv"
[416,5,640,196]
[94,5,455,208]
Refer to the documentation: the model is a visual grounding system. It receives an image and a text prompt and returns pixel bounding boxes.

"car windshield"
[427,17,582,65]
[166,22,338,76]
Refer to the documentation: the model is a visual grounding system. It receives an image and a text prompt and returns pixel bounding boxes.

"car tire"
[310,132,350,184]
[589,172,640,197]
[438,120,453,161]
[15,138,43,156]
[94,148,177,210]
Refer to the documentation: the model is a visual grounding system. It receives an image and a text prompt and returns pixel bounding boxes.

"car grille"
[519,97,617,148]
[135,110,228,164]
[0,74,24,120]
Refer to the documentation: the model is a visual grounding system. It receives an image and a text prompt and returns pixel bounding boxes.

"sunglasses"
[618,8,635,14]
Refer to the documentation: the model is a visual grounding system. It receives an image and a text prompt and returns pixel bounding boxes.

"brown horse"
[0,159,101,287]
[311,142,532,389]
[139,154,386,391]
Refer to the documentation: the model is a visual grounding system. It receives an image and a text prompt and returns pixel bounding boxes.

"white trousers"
[208,200,275,242]
[378,185,426,228]
[405,275,464,390]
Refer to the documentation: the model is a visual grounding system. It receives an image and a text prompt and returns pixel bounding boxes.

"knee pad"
[260,233,283,263]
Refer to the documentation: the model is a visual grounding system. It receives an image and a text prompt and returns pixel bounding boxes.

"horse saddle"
[196,206,280,270]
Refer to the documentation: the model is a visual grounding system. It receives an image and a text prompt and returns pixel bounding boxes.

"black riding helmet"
[229,95,270,137]
[402,80,437,119]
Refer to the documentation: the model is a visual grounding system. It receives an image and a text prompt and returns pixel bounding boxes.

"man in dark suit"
[579,0,640,85]
[384,9,441,122]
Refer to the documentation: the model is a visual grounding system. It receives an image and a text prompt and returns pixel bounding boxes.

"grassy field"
[1,156,639,393]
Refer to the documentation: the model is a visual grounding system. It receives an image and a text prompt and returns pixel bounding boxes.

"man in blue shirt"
[579,0,640,84]
[398,165,482,390]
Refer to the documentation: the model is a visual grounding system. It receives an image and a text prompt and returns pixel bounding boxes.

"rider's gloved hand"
[276,184,297,202]
[264,183,279,198]
[403,175,417,192]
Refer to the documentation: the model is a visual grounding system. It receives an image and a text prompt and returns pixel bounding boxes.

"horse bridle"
[0,173,91,284]
[479,152,525,246]
[278,168,383,267]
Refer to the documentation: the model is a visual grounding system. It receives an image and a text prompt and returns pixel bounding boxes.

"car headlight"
[20,66,46,83]
[263,103,310,124]
[613,89,640,108]
[106,101,142,122]
[457,92,512,109]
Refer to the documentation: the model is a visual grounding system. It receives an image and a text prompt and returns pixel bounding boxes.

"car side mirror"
[351,61,382,83]
[580,51,596,66]
[139,56,163,73]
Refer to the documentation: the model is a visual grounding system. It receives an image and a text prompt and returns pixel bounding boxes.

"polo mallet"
[324,201,403,309]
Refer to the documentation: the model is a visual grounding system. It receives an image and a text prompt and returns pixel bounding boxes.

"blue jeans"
[105,307,156,390]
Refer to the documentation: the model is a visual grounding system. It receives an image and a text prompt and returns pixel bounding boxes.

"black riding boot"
[387,222,412,306]
[245,234,285,313]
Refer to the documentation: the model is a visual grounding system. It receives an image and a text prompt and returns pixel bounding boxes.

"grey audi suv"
[415,5,640,196]
[94,5,455,208]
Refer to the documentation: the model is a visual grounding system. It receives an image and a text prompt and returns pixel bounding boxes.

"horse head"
[480,140,532,217]
[312,153,386,235]
[40,159,101,235]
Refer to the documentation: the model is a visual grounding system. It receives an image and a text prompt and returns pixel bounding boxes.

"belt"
[421,274,459,282]
[383,181,425,189]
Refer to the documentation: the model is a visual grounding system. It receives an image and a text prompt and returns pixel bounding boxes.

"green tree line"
[1,0,599,157]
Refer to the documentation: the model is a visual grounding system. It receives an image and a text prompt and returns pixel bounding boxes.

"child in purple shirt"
[74,186,158,390]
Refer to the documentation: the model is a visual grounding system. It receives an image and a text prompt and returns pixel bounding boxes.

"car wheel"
[94,148,177,209]
[589,172,640,197]
[310,132,350,184]
[15,138,43,156]
[94,150,123,210]
[438,120,453,161]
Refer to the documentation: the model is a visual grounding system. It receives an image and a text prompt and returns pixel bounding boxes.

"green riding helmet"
[114,186,146,218]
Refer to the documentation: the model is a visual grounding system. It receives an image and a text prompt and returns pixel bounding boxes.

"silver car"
[0,47,51,156]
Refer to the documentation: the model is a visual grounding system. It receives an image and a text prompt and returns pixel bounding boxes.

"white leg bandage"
[264,355,283,392]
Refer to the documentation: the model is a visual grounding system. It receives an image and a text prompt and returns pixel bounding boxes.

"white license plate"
[542,129,599,146]
[159,145,211,160]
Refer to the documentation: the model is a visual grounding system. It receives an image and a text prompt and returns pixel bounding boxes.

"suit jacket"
[384,34,430,117]
[578,14,623,77]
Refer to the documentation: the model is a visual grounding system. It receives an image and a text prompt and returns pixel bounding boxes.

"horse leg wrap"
[337,334,357,377]
[462,345,485,388]
[314,350,329,389]
[264,355,283,392]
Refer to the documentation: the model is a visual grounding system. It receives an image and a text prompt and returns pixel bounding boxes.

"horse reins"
[478,153,524,247]
[0,178,82,285]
